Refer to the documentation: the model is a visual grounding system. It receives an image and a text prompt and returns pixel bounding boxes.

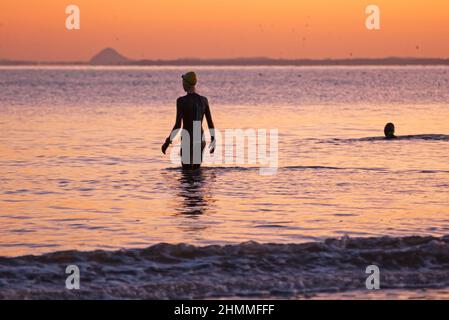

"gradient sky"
[0,0,448,61]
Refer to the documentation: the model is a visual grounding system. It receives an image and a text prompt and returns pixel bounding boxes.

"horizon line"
[1,56,449,66]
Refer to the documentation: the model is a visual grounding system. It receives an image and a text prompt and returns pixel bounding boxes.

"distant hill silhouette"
[1,48,449,66]
[90,48,130,65]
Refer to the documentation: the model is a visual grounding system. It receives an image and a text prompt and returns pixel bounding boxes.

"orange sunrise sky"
[0,0,448,61]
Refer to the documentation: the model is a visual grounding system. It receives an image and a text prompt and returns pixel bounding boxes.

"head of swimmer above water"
[182,71,197,93]
[384,122,397,139]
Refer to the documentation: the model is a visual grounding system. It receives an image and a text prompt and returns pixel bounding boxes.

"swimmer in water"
[161,71,216,170]
[384,122,397,139]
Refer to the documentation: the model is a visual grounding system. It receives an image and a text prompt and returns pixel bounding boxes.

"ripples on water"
[0,66,448,298]
[1,65,448,107]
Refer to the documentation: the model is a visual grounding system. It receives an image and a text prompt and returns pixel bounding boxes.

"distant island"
[1,48,449,66]
[90,48,130,65]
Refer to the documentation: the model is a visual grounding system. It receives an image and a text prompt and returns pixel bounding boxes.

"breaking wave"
[1,235,449,299]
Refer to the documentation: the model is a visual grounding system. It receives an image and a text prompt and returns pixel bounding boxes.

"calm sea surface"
[1,66,449,256]
[1,66,449,298]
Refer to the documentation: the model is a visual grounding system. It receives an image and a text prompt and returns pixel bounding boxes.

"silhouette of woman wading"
[162,72,216,170]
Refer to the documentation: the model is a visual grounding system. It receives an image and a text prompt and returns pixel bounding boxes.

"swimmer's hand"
[161,138,171,155]
[209,137,216,154]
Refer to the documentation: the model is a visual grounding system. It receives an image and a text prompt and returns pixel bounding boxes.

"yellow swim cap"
[182,72,197,86]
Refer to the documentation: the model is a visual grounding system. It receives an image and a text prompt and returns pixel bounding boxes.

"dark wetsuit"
[169,92,214,169]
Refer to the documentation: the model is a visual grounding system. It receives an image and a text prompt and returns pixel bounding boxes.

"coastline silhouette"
[3,47,449,66]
